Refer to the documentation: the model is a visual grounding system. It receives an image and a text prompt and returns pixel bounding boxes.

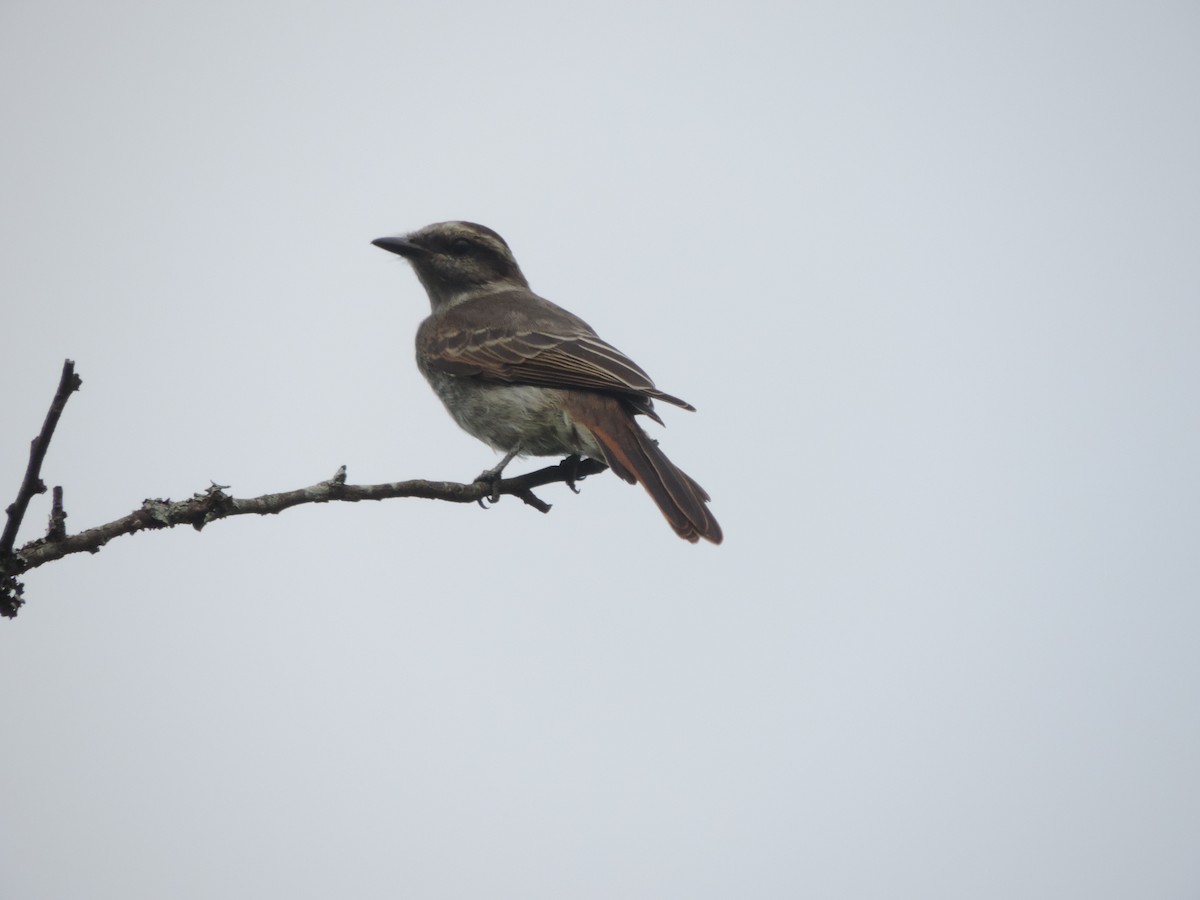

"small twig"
[47,486,67,541]
[514,489,553,513]
[0,360,81,557]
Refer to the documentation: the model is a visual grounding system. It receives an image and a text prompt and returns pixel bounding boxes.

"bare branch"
[3,458,607,613]
[1,360,81,557]
[1,359,608,618]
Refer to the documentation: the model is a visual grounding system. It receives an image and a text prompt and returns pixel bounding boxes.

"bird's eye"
[450,237,473,255]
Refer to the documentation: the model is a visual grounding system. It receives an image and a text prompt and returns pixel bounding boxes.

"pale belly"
[422,371,604,460]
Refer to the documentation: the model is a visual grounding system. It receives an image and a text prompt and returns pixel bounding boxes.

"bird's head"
[372,221,529,308]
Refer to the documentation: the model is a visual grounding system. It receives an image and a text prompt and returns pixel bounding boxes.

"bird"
[372,221,722,544]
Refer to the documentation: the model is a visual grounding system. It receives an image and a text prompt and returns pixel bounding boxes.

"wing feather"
[418,292,695,412]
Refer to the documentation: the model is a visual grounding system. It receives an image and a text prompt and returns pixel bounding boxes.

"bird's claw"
[473,471,503,506]
[473,449,518,506]
[560,455,585,494]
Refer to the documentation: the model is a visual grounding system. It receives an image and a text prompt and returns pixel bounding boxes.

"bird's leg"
[475,448,519,505]
[477,448,519,483]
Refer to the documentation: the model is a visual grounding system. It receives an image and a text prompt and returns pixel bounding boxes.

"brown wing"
[418,291,695,416]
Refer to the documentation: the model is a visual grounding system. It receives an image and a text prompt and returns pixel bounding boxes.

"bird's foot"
[560,455,585,494]
[474,449,519,506]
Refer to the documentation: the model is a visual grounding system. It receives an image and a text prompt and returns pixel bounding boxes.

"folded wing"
[419,291,695,420]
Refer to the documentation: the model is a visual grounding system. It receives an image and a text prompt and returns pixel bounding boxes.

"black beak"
[371,235,428,257]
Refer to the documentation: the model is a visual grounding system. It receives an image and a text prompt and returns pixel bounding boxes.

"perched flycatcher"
[373,221,722,544]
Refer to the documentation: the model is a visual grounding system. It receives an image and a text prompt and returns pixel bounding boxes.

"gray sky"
[2,1,1198,897]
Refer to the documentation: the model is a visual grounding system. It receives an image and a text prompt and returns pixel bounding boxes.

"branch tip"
[47,486,67,541]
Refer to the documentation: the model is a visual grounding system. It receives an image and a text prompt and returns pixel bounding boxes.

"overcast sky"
[2,1,1198,898]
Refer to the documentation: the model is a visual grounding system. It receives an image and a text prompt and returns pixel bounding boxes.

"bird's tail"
[563,394,723,544]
